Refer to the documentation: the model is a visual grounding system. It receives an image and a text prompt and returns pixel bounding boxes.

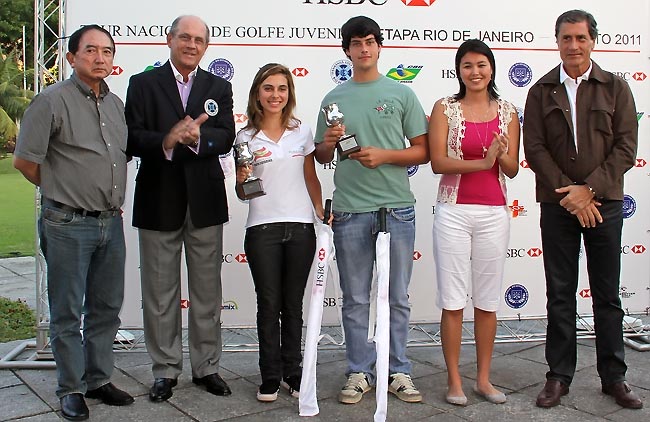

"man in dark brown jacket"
[523,9,641,410]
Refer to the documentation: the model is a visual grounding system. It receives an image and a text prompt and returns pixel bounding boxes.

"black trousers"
[540,201,627,386]
[244,222,316,382]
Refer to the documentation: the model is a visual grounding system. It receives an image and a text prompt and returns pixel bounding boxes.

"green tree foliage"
[0,0,33,62]
[0,0,60,72]
[0,48,33,152]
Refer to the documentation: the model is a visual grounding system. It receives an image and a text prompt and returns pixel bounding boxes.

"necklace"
[464,100,492,158]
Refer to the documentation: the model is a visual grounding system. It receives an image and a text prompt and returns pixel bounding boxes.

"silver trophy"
[234,142,266,200]
[322,103,360,160]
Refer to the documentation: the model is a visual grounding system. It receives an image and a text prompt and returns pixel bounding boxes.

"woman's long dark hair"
[453,39,499,101]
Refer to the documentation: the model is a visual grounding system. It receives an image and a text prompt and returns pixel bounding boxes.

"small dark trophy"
[322,103,360,160]
[234,142,266,200]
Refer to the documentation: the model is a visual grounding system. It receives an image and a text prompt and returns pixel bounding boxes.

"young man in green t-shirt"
[314,15,429,405]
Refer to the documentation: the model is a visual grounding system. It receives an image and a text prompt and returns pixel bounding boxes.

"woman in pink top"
[428,39,520,406]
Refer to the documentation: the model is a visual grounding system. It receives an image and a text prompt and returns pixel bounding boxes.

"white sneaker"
[280,375,300,398]
[256,380,280,402]
[338,372,371,404]
[388,373,422,403]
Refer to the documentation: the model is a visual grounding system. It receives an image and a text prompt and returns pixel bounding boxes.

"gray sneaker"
[338,372,371,404]
[388,373,422,403]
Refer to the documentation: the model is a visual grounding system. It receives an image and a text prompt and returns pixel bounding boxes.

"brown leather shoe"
[536,379,569,408]
[602,381,643,409]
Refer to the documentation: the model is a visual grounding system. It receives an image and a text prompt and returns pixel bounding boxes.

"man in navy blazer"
[125,15,235,402]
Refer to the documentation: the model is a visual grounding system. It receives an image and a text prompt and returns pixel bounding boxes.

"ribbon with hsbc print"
[299,200,340,416]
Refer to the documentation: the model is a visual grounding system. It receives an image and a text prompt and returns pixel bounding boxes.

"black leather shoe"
[192,373,232,396]
[85,382,134,406]
[536,379,569,408]
[60,393,89,421]
[149,378,178,402]
[602,381,643,409]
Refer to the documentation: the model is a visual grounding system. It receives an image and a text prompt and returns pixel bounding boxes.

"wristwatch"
[587,185,596,197]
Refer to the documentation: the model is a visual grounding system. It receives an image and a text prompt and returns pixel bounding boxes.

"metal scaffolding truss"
[33,0,66,357]
[34,0,66,91]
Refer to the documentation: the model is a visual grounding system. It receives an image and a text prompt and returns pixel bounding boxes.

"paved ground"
[1,256,649,421]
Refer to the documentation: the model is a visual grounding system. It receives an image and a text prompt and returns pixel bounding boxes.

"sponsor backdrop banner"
[64,0,649,327]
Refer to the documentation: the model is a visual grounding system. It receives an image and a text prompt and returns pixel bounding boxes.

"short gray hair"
[555,10,598,40]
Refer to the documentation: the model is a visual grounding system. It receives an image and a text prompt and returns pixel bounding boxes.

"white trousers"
[432,203,510,312]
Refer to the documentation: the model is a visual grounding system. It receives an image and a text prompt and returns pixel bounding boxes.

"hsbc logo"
[292,67,309,77]
[235,253,248,263]
[520,159,529,168]
[507,248,542,258]
[111,65,123,76]
[612,71,647,82]
[621,244,646,254]
[413,251,422,261]
[318,248,326,261]
[635,158,646,167]
[578,289,591,298]
[234,113,248,124]
[402,0,436,5]
[323,297,342,307]
[322,161,336,170]
[612,71,631,80]
[527,248,542,257]
[509,199,527,217]
[180,299,190,308]
[302,0,388,5]
[632,245,646,254]
[506,248,525,258]
[441,69,456,79]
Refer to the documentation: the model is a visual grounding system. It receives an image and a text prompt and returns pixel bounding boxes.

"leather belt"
[42,198,119,218]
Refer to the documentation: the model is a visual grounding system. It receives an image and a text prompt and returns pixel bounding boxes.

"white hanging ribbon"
[373,230,391,422]
[299,222,334,417]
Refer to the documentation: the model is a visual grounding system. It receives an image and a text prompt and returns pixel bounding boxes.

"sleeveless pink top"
[456,116,505,205]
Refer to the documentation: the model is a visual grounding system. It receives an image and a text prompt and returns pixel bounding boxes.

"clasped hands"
[163,113,209,150]
[555,184,602,228]
[481,132,509,169]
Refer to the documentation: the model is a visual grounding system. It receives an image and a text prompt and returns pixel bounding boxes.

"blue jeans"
[244,222,316,382]
[39,204,125,398]
[333,206,415,384]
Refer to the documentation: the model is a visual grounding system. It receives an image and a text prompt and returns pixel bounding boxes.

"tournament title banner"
[63,0,649,327]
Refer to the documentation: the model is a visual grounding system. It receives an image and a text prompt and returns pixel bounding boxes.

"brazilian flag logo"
[386,64,423,82]
[637,112,644,122]
[144,61,163,72]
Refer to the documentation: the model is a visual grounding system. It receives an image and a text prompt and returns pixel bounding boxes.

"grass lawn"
[0,296,36,342]
[0,155,36,257]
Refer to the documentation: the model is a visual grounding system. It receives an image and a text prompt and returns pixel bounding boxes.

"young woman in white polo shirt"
[235,63,326,402]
